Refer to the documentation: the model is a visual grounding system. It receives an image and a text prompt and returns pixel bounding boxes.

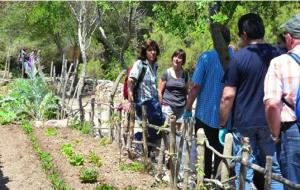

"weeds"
[0,110,16,124]
[79,167,99,183]
[124,185,138,190]
[119,161,144,172]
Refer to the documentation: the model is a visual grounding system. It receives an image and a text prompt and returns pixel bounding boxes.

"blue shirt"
[223,44,281,129]
[129,59,158,103]
[192,48,234,128]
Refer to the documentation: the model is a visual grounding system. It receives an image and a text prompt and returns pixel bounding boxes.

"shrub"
[88,151,102,167]
[119,161,144,172]
[95,183,117,190]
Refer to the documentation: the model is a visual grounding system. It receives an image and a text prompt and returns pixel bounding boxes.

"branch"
[68,2,79,22]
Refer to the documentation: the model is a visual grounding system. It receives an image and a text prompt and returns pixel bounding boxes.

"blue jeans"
[279,123,300,189]
[233,127,283,190]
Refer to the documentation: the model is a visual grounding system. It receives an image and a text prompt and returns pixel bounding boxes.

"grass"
[69,120,92,134]
[88,151,103,167]
[98,137,110,146]
[95,183,117,190]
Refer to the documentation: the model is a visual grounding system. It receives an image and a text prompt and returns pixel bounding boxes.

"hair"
[238,13,265,39]
[171,49,186,65]
[138,39,160,62]
[220,24,231,45]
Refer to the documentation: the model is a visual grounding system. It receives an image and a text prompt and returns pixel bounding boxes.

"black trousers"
[195,118,223,178]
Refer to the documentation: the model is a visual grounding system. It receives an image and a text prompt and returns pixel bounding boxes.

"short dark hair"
[138,39,160,62]
[238,13,265,39]
[171,49,186,65]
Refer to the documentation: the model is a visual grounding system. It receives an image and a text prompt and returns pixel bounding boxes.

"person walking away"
[264,14,300,189]
[220,13,283,189]
[183,24,233,179]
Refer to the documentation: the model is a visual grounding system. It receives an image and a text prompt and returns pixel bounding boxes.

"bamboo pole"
[90,98,95,126]
[239,137,250,190]
[220,133,233,188]
[196,128,206,190]
[50,61,53,79]
[264,156,272,190]
[78,94,84,122]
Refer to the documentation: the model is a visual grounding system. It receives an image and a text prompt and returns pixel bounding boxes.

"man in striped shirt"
[264,14,300,188]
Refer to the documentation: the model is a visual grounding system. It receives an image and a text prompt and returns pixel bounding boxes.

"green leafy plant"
[69,153,84,166]
[21,121,33,134]
[69,119,92,134]
[79,167,99,183]
[61,143,74,157]
[0,110,16,124]
[45,127,57,136]
[119,161,144,172]
[88,151,102,167]
[98,136,110,146]
[95,183,117,190]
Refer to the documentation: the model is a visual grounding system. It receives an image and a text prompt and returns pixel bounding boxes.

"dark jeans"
[279,123,300,189]
[195,118,223,178]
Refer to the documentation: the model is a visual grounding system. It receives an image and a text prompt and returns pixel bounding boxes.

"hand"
[183,110,192,119]
[218,127,228,146]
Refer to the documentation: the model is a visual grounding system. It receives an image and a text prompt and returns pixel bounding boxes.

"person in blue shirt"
[220,13,283,190]
[184,24,233,178]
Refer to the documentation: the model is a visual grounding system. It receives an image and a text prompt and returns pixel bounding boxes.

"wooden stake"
[239,137,250,190]
[196,128,206,190]
[169,115,176,189]
[264,156,272,190]
[220,133,233,188]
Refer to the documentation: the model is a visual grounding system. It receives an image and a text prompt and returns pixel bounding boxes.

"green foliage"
[60,143,84,166]
[0,110,16,125]
[69,153,84,166]
[79,167,99,183]
[0,77,60,122]
[98,137,110,146]
[88,151,103,167]
[68,119,92,134]
[95,183,117,190]
[119,161,144,172]
[21,121,33,134]
[45,127,57,136]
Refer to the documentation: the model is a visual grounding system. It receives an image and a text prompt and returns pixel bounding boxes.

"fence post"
[196,128,205,190]
[175,119,187,184]
[127,109,135,159]
[142,105,150,170]
[78,94,84,122]
[220,133,233,188]
[157,133,166,180]
[264,156,272,190]
[169,115,176,189]
[239,137,251,190]
[183,118,194,190]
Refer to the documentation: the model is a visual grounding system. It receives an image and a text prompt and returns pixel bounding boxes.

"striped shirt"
[129,59,158,103]
[192,48,234,129]
[264,44,300,122]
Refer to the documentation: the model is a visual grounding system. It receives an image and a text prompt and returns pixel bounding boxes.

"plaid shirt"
[129,59,158,103]
[264,44,300,122]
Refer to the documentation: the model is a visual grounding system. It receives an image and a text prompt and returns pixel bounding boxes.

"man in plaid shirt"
[264,14,300,188]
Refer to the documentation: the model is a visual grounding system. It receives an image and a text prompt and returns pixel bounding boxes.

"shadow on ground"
[0,156,9,190]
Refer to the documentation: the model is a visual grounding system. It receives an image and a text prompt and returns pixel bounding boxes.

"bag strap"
[281,52,300,109]
[135,61,147,90]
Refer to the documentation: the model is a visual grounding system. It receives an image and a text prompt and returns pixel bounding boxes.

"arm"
[158,79,166,105]
[186,83,201,111]
[265,99,281,138]
[220,86,236,127]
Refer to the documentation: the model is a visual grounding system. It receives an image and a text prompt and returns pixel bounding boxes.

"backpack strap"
[281,52,300,109]
[133,60,147,101]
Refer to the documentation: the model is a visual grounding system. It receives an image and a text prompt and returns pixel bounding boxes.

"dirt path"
[0,125,52,190]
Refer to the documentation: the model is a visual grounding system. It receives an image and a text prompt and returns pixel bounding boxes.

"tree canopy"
[1,1,300,80]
